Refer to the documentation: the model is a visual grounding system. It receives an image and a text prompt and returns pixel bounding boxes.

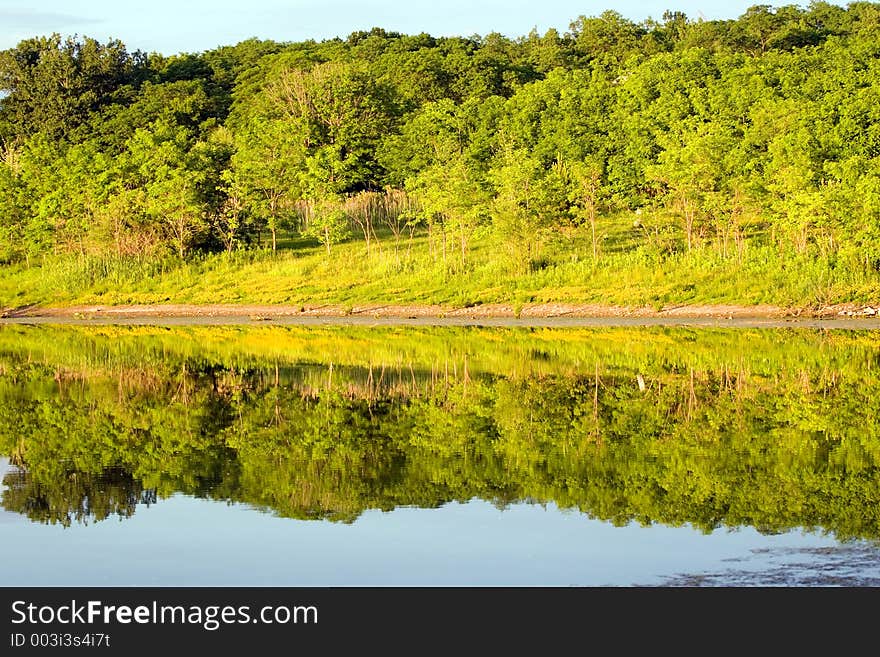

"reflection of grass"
[1,323,878,385]
[1,213,879,309]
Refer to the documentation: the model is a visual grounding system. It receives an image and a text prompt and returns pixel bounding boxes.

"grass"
[2,212,879,310]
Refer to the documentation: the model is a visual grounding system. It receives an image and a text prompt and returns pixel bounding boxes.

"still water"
[1,323,879,586]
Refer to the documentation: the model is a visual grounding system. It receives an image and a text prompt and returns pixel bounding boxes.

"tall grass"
[2,214,878,310]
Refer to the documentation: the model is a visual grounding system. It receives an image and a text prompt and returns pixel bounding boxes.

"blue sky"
[0,1,812,55]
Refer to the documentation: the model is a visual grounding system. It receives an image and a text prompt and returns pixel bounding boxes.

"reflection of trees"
[0,326,879,538]
[2,466,156,527]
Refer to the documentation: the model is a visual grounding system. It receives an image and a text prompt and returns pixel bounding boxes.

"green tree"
[302,196,349,257]
[262,59,401,193]
[648,120,736,251]
[565,158,606,261]
[0,34,146,142]
[126,121,209,259]
[489,143,549,269]
[228,117,303,251]
[0,141,29,262]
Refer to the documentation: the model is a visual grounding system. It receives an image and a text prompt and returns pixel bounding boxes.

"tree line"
[1,3,880,275]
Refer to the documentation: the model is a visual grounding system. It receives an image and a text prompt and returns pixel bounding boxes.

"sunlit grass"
[2,212,879,310]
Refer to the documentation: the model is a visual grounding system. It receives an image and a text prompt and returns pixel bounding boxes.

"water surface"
[1,324,878,585]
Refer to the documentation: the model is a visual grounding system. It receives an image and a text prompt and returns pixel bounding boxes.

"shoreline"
[2,302,880,329]
[2,301,879,319]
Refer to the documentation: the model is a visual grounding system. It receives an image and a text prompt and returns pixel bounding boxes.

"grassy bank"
[3,216,879,312]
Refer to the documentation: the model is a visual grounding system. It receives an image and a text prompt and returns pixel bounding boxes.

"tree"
[302,196,349,257]
[0,34,146,142]
[15,134,103,257]
[565,158,606,261]
[228,117,304,251]
[489,143,549,269]
[262,58,401,193]
[0,142,28,263]
[125,121,210,259]
[409,152,488,271]
[567,10,646,65]
[648,121,733,251]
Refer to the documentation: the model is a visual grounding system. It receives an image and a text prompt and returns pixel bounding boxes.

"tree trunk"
[460,230,466,269]
[686,207,694,251]
[590,209,597,262]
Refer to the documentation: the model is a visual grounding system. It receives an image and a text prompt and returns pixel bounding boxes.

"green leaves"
[0,5,879,288]
[0,34,146,142]
[301,197,350,256]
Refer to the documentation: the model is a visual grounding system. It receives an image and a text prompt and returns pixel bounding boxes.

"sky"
[0,1,814,55]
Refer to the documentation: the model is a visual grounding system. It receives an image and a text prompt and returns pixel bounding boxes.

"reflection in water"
[1,323,879,547]
[2,464,156,527]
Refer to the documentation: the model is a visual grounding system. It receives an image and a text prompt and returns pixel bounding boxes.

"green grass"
[2,214,879,310]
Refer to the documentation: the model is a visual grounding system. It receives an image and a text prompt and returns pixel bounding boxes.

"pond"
[1,322,879,586]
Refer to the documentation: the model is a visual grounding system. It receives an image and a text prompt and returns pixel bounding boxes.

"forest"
[1,3,880,309]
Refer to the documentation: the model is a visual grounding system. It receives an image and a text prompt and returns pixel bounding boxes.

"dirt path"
[2,301,880,328]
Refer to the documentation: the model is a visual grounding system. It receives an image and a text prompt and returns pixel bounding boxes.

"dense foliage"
[1,4,880,306]
[1,324,879,540]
